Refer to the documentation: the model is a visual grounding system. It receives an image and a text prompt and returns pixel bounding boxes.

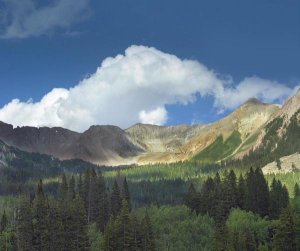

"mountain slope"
[0,123,143,165]
[0,92,296,166]
[129,99,279,164]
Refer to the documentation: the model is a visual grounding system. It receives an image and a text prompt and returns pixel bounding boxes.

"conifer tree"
[117,200,134,250]
[60,173,68,200]
[103,217,118,251]
[245,167,256,212]
[97,173,109,232]
[0,211,8,233]
[78,173,83,198]
[255,168,270,217]
[68,175,76,200]
[83,168,99,223]
[16,194,34,251]
[32,180,51,251]
[111,180,122,217]
[184,183,199,214]
[73,195,90,250]
[270,179,289,219]
[273,207,298,251]
[48,201,64,251]
[237,175,246,209]
[141,211,155,251]
[122,178,132,212]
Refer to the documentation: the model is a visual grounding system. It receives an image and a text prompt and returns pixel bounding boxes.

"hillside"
[0,91,299,166]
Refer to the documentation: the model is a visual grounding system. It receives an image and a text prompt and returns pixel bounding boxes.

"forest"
[0,165,300,250]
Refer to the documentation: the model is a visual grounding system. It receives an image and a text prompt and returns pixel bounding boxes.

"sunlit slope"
[192,131,242,163]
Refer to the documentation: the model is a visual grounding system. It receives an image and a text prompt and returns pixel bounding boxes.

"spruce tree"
[141,211,155,251]
[270,179,289,219]
[83,168,99,223]
[73,196,90,250]
[118,200,134,250]
[111,180,122,217]
[32,180,51,251]
[60,173,68,200]
[255,168,270,217]
[122,178,132,212]
[237,175,246,209]
[184,183,199,214]
[245,167,256,212]
[16,194,34,251]
[97,173,109,232]
[68,175,76,200]
[0,211,8,233]
[273,207,298,251]
[48,201,64,251]
[78,173,83,198]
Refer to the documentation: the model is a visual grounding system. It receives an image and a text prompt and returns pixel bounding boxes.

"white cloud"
[0,45,296,132]
[139,107,167,125]
[0,0,90,39]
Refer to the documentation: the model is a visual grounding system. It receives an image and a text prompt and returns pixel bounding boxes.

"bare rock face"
[0,123,143,165]
[72,125,143,165]
[252,89,300,152]
[126,124,204,152]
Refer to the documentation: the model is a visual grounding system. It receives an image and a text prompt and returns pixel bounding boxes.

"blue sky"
[0,0,299,131]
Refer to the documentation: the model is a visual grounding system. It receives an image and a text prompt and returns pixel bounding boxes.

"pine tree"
[97,173,109,232]
[245,168,270,217]
[60,173,68,200]
[118,200,134,250]
[68,175,76,200]
[73,196,90,250]
[78,173,83,199]
[184,183,199,214]
[270,179,289,219]
[103,217,118,251]
[255,168,270,217]
[83,168,99,223]
[273,207,298,251]
[16,194,34,251]
[48,201,64,251]
[237,175,246,209]
[111,180,122,217]
[122,178,132,212]
[141,211,155,251]
[32,180,51,251]
[245,167,256,212]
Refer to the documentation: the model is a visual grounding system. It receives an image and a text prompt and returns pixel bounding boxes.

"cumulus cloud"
[139,107,168,125]
[0,0,90,39]
[0,45,296,132]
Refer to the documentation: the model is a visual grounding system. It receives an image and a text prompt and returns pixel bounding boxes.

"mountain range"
[0,89,299,166]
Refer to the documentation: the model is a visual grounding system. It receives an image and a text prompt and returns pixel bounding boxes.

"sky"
[0,0,299,132]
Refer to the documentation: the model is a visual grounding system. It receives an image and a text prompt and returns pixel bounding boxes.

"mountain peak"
[244,97,264,105]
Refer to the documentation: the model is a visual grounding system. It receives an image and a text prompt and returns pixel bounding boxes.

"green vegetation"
[226,209,272,251]
[193,130,242,163]
[136,205,215,251]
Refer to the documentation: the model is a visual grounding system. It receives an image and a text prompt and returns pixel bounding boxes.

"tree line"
[0,168,155,251]
[184,167,299,250]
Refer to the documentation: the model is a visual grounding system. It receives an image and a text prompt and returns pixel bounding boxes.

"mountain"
[0,123,142,166]
[0,91,299,166]
[127,98,279,164]
[0,138,100,195]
